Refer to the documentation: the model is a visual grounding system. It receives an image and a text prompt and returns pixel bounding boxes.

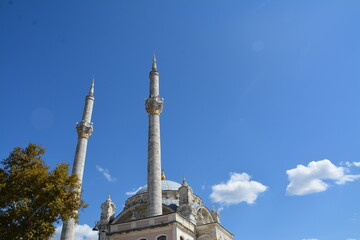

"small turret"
[181,176,188,187]
[179,177,194,205]
[211,205,221,223]
[178,177,197,223]
[97,195,116,240]
[101,194,116,222]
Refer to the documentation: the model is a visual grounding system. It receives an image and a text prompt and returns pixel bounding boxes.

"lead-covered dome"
[135,180,181,195]
[113,178,210,225]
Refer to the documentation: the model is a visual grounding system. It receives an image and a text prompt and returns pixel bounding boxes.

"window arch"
[198,235,211,240]
[180,237,184,240]
[157,236,166,240]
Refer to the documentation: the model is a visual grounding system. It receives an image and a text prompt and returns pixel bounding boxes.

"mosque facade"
[61,57,234,240]
[95,57,234,240]
[96,177,233,240]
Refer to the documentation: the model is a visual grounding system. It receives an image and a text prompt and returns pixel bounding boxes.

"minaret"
[61,80,95,240]
[145,55,164,217]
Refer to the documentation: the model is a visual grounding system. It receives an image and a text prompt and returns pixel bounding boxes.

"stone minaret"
[61,80,95,240]
[145,55,164,217]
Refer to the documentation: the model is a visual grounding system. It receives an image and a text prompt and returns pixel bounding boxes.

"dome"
[135,180,181,195]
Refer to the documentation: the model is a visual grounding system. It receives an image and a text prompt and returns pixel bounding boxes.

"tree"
[0,143,87,240]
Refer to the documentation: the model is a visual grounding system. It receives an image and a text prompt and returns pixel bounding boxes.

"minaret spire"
[89,77,94,96]
[152,54,157,72]
[61,79,95,240]
[145,55,164,217]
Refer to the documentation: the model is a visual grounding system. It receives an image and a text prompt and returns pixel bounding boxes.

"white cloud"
[125,186,142,196]
[346,238,358,240]
[341,161,353,168]
[353,162,360,167]
[336,174,360,184]
[217,206,224,212]
[96,165,117,182]
[51,224,98,240]
[286,159,360,196]
[210,172,268,205]
[341,161,360,168]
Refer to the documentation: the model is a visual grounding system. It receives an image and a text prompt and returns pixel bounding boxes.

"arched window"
[157,236,166,240]
[180,237,184,240]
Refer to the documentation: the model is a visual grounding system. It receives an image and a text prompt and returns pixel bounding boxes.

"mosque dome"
[135,180,182,195]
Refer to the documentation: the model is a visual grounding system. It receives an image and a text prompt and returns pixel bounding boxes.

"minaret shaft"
[146,56,163,217]
[150,73,159,97]
[61,81,94,240]
[81,95,94,123]
[147,113,162,216]
[72,137,89,178]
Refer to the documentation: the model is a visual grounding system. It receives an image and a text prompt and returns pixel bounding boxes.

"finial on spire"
[161,169,166,180]
[152,54,157,72]
[107,194,111,201]
[182,176,188,187]
[89,77,95,96]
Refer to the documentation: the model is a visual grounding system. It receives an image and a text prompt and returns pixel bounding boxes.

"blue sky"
[1,1,360,240]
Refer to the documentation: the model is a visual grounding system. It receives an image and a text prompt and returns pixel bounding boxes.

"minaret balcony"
[76,120,93,139]
[145,96,164,114]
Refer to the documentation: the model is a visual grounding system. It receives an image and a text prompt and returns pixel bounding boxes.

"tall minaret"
[145,55,164,217]
[61,80,95,240]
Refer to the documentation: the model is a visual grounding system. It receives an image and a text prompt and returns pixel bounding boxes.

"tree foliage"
[0,143,87,240]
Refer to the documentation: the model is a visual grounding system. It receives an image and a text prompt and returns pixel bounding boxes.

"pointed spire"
[152,54,157,72]
[89,77,95,96]
[161,169,166,180]
[182,176,188,187]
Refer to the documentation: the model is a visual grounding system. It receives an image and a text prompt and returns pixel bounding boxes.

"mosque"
[60,57,234,240]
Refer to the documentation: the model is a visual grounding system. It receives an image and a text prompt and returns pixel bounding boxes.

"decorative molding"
[145,96,164,114]
[76,121,93,139]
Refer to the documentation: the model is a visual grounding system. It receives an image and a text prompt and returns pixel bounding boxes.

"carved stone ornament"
[76,121,93,139]
[145,96,163,114]
[101,201,116,221]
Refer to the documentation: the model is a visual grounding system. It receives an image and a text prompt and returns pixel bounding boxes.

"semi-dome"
[135,180,181,195]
